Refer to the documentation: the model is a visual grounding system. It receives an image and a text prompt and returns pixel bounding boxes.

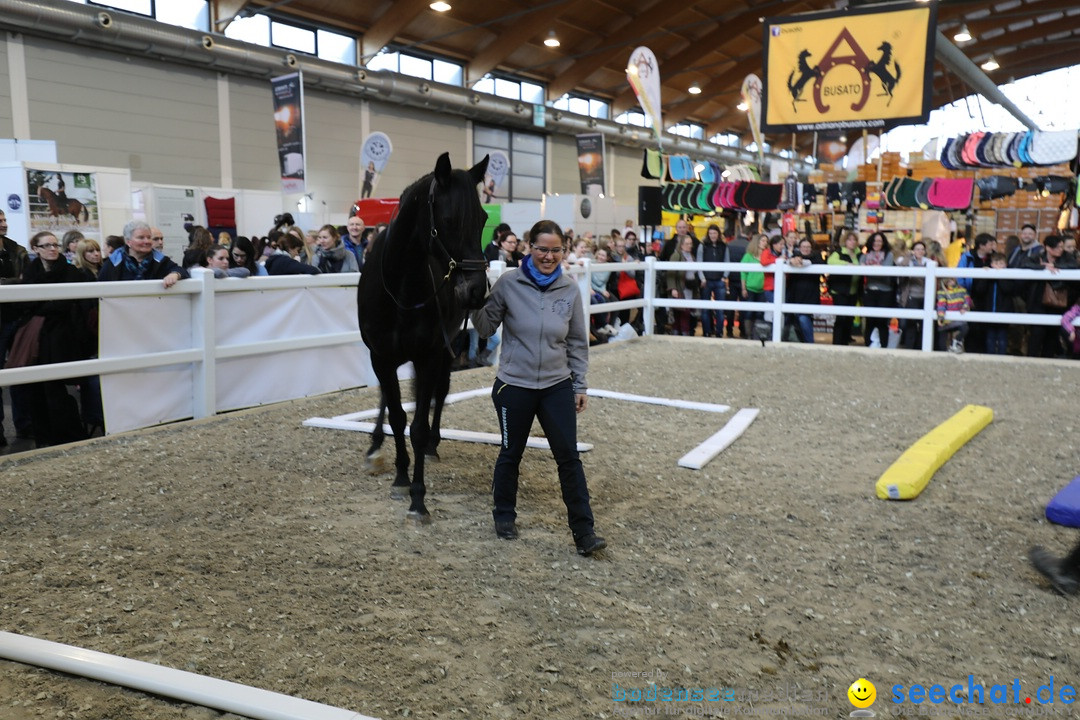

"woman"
[590,246,616,338]
[740,233,768,339]
[265,234,321,275]
[99,220,187,287]
[314,224,359,274]
[471,219,606,557]
[696,224,728,338]
[61,230,84,263]
[73,238,102,281]
[208,245,250,278]
[182,226,214,270]
[786,237,824,342]
[665,235,700,335]
[13,232,92,446]
[859,231,895,348]
[827,231,862,346]
[895,240,936,349]
[496,232,523,268]
[230,236,269,276]
[759,234,786,331]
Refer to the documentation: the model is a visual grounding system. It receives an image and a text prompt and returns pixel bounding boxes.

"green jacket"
[740,253,764,294]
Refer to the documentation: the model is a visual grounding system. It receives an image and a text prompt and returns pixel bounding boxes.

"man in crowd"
[0,210,31,446]
[151,227,165,252]
[1007,224,1044,355]
[343,214,366,270]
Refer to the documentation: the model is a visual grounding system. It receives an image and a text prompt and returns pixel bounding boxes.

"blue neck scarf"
[521,254,561,289]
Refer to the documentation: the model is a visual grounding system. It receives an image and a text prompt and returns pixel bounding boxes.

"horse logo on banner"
[786,29,904,114]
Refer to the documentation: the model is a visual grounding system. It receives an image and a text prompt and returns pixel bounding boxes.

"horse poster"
[25,169,101,240]
[760,1,937,133]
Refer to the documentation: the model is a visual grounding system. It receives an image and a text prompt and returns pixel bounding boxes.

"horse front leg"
[365,399,387,471]
[407,368,437,521]
[425,356,452,461]
[372,359,410,499]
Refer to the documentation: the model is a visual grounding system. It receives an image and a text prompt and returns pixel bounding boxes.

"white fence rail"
[558,257,1080,351]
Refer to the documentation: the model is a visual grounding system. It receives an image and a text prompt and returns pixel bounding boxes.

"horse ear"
[434,152,452,187]
[469,155,490,187]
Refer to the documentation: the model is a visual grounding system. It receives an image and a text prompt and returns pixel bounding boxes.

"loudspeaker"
[638,186,662,226]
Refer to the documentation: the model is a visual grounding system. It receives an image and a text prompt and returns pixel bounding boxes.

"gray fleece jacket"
[471,267,589,393]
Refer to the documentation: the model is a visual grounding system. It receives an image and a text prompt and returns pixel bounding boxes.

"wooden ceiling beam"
[663,54,760,126]
[212,0,249,32]
[547,0,684,99]
[360,0,434,62]
[465,4,571,87]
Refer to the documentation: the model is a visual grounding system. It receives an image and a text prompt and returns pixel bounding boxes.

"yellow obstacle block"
[876,405,994,500]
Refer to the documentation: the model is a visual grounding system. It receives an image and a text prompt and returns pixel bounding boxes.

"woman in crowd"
[696,224,728,338]
[895,240,936,349]
[859,231,895,348]
[182,226,214,270]
[759,234,785,331]
[786,237,823,343]
[484,224,512,263]
[61,230,84,263]
[230,236,269,276]
[664,235,700,336]
[1023,235,1077,357]
[265,233,321,275]
[740,233,768,340]
[73,238,102,281]
[12,232,93,446]
[496,231,523,268]
[99,221,187,287]
[470,219,606,557]
[208,245,250,278]
[314,224,359,274]
[827,231,862,346]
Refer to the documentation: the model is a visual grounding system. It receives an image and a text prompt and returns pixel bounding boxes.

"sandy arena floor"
[2,336,1079,720]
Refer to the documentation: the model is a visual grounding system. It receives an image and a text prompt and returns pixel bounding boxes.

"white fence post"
[190,268,216,419]
[771,261,785,343]
[643,256,656,336]
[921,265,937,352]
[578,258,592,320]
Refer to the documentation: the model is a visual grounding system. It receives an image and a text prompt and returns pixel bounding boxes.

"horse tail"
[81,204,89,222]
[895,63,901,82]
[787,69,796,94]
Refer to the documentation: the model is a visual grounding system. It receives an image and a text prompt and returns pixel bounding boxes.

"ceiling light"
[954,24,972,42]
[544,30,560,48]
[736,101,748,111]
[429,1,451,11]
[688,83,701,95]
[981,56,999,71]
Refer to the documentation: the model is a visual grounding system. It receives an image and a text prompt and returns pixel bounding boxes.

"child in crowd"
[936,276,973,353]
[971,252,1015,355]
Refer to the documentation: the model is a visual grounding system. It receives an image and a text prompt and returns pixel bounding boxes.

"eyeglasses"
[532,246,564,257]
[37,243,60,249]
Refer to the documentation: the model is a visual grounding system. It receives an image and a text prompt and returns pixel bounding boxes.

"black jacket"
[20,257,95,364]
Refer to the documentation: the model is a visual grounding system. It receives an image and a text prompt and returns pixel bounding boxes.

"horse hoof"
[390,485,408,501]
[365,451,385,473]
[424,450,440,462]
[406,511,432,526]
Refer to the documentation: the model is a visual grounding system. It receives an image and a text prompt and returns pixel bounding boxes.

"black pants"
[26,381,86,447]
[491,377,594,539]
[831,293,857,345]
[863,288,894,347]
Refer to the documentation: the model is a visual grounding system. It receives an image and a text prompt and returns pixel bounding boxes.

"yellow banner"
[762,3,937,133]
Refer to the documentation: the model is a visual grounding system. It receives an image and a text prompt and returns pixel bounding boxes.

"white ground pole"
[305,387,753,466]
[678,408,760,470]
[0,631,378,720]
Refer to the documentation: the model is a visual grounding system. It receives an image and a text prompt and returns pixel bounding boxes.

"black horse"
[357,152,490,520]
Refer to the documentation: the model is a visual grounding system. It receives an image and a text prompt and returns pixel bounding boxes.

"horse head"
[431,152,490,309]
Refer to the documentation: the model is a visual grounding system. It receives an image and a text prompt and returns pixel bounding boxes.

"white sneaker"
[949,340,964,354]
[603,324,617,335]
